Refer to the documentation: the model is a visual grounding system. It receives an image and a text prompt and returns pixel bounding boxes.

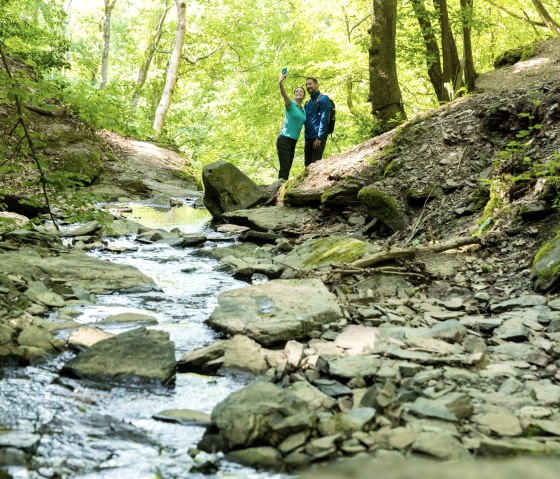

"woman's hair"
[294,86,306,97]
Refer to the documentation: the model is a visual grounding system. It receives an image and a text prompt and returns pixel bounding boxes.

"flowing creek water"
[0,200,284,479]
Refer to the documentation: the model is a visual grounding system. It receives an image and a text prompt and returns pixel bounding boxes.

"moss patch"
[358,186,407,231]
[278,236,371,270]
[532,235,560,292]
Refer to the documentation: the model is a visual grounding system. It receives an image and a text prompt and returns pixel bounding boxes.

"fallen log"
[351,236,481,269]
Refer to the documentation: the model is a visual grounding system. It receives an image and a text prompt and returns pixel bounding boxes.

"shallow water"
[0,203,284,479]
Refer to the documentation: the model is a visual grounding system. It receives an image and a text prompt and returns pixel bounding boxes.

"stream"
[0,199,283,479]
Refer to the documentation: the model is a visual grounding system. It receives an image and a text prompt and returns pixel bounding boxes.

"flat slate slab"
[207,278,342,345]
[222,206,319,232]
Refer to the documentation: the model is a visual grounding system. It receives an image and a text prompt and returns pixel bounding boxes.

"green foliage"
[2,0,559,187]
[0,0,69,71]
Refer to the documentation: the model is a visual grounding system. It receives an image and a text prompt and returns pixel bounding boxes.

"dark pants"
[277,135,298,180]
[304,138,327,166]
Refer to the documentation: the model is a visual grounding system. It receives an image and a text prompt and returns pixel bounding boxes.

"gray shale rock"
[62,327,176,386]
[207,279,342,345]
[410,392,474,422]
[210,382,308,449]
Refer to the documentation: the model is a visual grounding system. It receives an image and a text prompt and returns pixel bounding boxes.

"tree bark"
[351,236,480,269]
[368,0,407,127]
[153,0,187,140]
[100,0,118,90]
[130,0,171,118]
[530,0,560,35]
[460,0,476,92]
[411,0,449,103]
[433,0,462,93]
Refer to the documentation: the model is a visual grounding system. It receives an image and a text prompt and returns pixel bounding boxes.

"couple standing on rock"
[276,72,332,180]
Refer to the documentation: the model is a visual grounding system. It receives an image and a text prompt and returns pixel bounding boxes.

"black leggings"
[277,135,298,180]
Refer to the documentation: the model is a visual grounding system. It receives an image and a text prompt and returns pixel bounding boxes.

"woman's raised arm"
[278,73,291,109]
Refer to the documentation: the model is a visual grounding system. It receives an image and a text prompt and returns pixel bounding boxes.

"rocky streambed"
[0,199,286,479]
[2,192,560,478]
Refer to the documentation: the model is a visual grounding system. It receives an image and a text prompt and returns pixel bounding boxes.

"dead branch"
[351,236,480,269]
[24,104,66,117]
[483,0,546,27]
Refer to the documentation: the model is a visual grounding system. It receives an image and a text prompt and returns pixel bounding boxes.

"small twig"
[404,184,439,246]
[0,44,59,231]
[8,118,22,137]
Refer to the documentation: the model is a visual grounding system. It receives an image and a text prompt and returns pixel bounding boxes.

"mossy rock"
[118,178,152,196]
[320,178,365,206]
[277,236,379,270]
[358,186,408,232]
[172,168,202,190]
[384,158,405,176]
[470,185,491,211]
[531,235,560,292]
[47,142,103,183]
[281,174,322,207]
[494,42,539,69]
[38,121,87,147]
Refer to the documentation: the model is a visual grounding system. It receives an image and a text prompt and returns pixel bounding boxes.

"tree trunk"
[433,0,462,93]
[368,0,407,128]
[100,0,118,90]
[411,0,449,103]
[153,0,187,140]
[130,0,171,118]
[460,0,477,92]
[530,0,560,35]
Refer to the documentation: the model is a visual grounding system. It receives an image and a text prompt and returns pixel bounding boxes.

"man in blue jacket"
[304,77,332,166]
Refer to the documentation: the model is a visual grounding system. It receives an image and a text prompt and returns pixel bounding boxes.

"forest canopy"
[1,0,559,182]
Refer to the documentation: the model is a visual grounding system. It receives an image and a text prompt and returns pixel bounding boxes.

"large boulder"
[206,279,343,345]
[202,161,267,221]
[210,382,308,449]
[61,327,176,386]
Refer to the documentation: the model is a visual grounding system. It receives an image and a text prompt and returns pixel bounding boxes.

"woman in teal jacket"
[276,72,306,180]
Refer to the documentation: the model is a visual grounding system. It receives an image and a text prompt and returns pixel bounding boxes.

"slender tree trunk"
[433,0,462,93]
[460,0,476,92]
[130,0,171,118]
[153,0,186,140]
[369,0,407,127]
[530,0,560,35]
[345,75,362,118]
[411,0,449,103]
[100,0,118,90]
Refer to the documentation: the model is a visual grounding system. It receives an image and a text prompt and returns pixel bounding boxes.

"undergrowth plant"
[479,99,560,233]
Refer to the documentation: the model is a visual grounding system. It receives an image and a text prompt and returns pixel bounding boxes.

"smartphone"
[281,68,288,75]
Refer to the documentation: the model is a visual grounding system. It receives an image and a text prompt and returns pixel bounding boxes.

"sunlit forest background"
[1,0,559,182]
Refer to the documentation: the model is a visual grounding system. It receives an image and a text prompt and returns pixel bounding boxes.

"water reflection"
[121,204,210,233]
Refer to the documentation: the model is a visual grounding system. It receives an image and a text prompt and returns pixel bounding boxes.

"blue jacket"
[304,91,331,140]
